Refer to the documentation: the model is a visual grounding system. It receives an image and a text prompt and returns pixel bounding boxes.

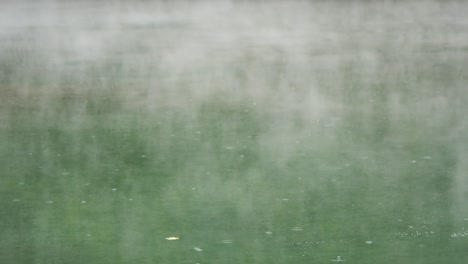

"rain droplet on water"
[331,256,344,262]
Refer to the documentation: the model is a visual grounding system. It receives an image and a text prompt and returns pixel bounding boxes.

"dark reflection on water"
[1,1,468,263]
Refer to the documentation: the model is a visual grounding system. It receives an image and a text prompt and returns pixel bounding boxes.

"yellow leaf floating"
[165,236,179,240]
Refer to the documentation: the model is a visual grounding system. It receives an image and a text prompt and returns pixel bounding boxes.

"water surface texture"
[1,1,468,263]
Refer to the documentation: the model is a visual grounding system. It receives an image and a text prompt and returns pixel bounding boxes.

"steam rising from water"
[1,1,468,263]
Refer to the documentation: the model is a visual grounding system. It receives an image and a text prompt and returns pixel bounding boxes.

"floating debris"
[165,237,179,241]
[291,227,303,231]
[12,199,20,202]
[221,240,232,244]
[111,188,117,191]
[265,231,273,235]
[193,247,203,252]
[451,230,468,238]
[81,201,87,204]
[331,256,345,262]
[411,160,417,163]
[46,201,54,204]
[423,156,432,160]
[365,241,373,244]
[394,229,437,239]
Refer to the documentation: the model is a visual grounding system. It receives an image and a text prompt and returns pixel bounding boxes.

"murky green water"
[1,1,468,263]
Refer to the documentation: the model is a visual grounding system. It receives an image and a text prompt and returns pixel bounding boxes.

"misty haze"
[1,1,467,263]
